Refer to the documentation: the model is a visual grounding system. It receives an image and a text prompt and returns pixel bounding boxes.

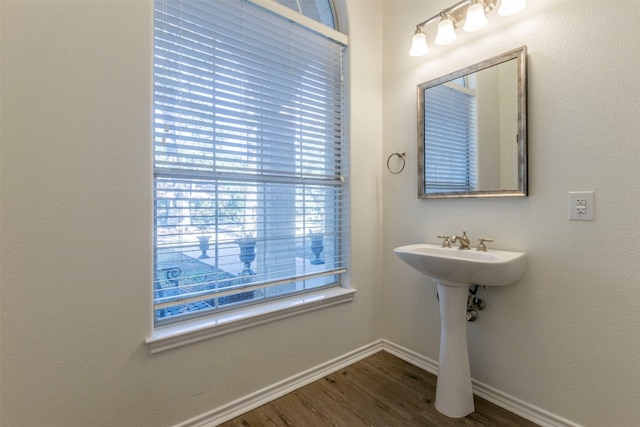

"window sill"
[146,287,357,354]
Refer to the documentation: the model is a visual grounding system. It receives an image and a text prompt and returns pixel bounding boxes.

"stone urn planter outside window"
[309,232,325,265]
[197,235,211,259]
[235,237,257,278]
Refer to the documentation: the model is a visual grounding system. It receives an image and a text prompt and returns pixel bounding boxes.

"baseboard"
[471,381,582,427]
[379,339,439,375]
[380,340,581,427]
[175,340,385,427]
[175,339,580,427]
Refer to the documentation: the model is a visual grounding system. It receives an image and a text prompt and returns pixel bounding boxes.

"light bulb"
[435,17,457,45]
[498,0,526,16]
[463,3,488,32]
[409,30,429,56]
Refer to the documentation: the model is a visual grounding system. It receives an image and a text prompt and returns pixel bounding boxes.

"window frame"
[147,0,351,350]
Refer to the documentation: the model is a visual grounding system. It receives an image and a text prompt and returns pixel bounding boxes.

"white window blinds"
[153,0,348,325]
[423,80,478,193]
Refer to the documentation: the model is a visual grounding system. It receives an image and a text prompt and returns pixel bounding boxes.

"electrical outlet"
[568,191,594,220]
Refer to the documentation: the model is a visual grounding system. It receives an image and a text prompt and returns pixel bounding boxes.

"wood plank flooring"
[219,351,538,426]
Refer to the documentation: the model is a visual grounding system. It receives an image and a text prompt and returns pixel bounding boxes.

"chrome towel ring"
[386,150,406,174]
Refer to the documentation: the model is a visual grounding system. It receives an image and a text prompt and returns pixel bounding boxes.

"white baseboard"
[380,340,581,427]
[380,339,439,375]
[175,340,384,427]
[471,380,582,427]
[175,339,580,427]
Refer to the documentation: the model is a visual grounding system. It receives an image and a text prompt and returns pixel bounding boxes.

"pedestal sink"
[393,243,526,418]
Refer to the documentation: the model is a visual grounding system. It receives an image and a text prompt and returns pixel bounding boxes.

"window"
[423,75,478,193]
[153,0,348,326]
[274,0,336,27]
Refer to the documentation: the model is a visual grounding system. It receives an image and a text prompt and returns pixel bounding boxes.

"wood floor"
[219,351,538,426]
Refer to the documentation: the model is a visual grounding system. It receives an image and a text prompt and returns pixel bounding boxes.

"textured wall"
[2,1,639,426]
[0,1,383,426]
[382,1,640,425]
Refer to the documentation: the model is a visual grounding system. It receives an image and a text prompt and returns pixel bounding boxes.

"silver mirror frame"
[417,46,528,199]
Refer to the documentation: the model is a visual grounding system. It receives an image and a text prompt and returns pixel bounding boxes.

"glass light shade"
[498,0,526,16]
[435,18,457,45]
[463,3,488,32]
[409,31,429,56]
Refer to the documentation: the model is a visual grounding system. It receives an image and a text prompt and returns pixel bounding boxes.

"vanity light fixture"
[435,13,458,45]
[409,28,429,56]
[409,0,526,57]
[463,1,488,32]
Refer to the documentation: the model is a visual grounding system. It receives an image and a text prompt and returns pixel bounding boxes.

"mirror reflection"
[417,47,527,198]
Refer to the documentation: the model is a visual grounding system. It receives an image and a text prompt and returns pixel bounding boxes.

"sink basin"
[393,243,526,287]
[393,242,526,418]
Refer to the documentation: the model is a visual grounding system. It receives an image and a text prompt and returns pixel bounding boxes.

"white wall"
[3,1,639,426]
[382,1,640,426]
[0,1,383,426]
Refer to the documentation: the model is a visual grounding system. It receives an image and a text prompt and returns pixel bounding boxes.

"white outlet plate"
[568,191,594,220]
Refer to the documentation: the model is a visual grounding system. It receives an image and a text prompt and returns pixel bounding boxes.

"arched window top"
[273,0,336,29]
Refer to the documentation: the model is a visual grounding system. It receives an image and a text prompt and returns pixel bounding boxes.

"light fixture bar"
[413,0,497,31]
[409,0,526,57]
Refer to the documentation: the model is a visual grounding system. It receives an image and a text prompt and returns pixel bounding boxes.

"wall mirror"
[417,46,527,198]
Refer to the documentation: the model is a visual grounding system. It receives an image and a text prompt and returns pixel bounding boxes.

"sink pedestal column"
[434,281,475,418]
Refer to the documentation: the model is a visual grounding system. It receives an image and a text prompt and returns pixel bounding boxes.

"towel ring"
[386,151,406,174]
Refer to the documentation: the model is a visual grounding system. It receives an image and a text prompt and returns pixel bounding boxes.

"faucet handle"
[436,235,452,248]
[476,238,494,251]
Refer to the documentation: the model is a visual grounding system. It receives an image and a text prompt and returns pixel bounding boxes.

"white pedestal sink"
[393,243,526,418]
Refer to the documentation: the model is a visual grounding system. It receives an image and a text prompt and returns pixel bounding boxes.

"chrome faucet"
[451,231,471,250]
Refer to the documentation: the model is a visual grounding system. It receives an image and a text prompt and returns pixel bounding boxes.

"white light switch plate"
[568,191,594,220]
